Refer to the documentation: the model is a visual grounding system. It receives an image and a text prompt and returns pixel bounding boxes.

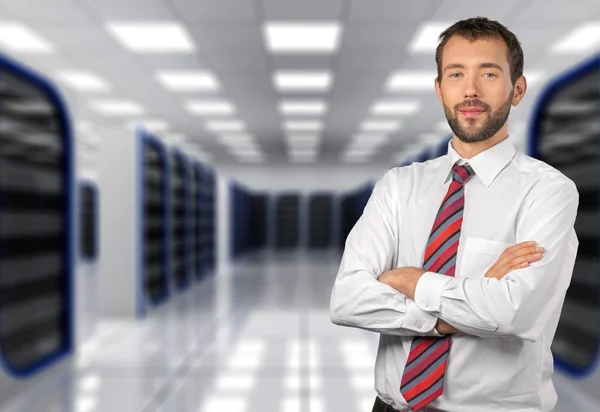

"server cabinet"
[530,56,600,374]
[79,181,98,261]
[308,194,333,248]
[0,54,73,376]
[170,151,190,290]
[141,134,169,305]
[198,165,216,277]
[275,194,301,249]
[190,162,201,279]
[249,194,268,249]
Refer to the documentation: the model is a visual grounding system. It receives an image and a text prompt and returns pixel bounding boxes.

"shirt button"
[415,321,423,329]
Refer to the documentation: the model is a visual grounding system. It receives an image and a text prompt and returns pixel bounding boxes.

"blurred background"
[0,0,597,411]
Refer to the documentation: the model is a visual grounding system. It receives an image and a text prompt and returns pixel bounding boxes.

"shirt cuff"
[414,271,451,313]
[403,299,438,334]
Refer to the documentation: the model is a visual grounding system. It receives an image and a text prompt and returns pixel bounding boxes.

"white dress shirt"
[330,135,579,412]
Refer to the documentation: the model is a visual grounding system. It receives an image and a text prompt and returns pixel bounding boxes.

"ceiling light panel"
[0,22,55,53]
[409,22,452,53]
[360,120,400,132]
[371,100,419,115]
[205,120,246,132]
[550,23,600,53]
[156,71,220,92]
[90,99,144,116]
[284,121,322,131]
[273,71,332,91]
[106,22,195,53]
[56,71,111,92]
[386,71,437,91]
[279,101,328,115]
[185,100,236,115]
[264,22,342,53]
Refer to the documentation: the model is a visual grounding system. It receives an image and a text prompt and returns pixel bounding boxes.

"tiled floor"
[1,250,599,412]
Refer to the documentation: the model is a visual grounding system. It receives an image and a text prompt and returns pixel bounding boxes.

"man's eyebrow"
[443,62,504,73]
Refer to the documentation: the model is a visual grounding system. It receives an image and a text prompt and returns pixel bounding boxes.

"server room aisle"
[0,251,598,412]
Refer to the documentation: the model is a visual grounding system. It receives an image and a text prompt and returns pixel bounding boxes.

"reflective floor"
[1,250,599,412]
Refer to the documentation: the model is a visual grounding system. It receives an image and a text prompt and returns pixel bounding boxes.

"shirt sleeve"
[413,178,579,342]
[330,168,441,337]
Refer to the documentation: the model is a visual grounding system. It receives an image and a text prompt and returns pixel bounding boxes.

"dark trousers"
[372,396,403,412]
[371,396,447,412]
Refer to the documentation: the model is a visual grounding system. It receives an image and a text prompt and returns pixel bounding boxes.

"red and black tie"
[399,163,475,411]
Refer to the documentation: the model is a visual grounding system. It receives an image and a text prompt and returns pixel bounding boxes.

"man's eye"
[484,73,497,78]
[449,73,461,78]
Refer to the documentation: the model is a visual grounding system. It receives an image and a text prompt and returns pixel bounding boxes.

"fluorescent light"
[264,22,342,53]
[106,22,194,53]
[409,22,452,52]
[0,22,55,53]
[200,396,247,412]
[90,99,144,116]
[284,121,322,131]
[371,100,419,115]
[156,71,220,92]
[360,120,400,132]
[286,134,320,147]
[273,71,332,91]
[185,100,235,115]
[550,23,600,53]
[350,134,389,146]
[386,71,436,91]
[229,147,262,156]
[56,71,110,92]
[205,120,245,132]
[279,100,327,115]
[289,148,317,156]
[126,119,169,132]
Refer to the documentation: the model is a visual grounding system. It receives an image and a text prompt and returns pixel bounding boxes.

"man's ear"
[511,75,527,107]
[434,78,443,104]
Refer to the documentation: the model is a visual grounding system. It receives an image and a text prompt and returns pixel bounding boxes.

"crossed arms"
[329,170,579,342]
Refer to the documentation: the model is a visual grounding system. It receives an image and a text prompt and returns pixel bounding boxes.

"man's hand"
[484,241,545,280]
[378,268,459,335]
[377,267,425,300]
[435,319,459,335]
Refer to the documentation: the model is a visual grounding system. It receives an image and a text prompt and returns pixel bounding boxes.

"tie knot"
[452,163,475,184]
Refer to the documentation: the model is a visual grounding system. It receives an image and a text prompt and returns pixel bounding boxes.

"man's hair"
[435,17,524,86]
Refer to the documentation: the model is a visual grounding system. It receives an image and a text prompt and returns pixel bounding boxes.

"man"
[330,17,579,412]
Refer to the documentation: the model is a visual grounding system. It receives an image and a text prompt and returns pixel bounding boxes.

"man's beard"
[443,93,512,143]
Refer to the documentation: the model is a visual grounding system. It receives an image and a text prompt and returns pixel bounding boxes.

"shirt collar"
[442,135,516,188]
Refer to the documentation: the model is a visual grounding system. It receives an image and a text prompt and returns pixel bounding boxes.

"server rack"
[338,183,375,249]
[275,193,301,249]
[0,53,74,376]
[190,162,201,279]
[140,132,169,306]
[308,193,334,249]
[198,165,216,277]
[170,150,190,291]
[530,55,600,376]
[78,181,98,262]
[230,183,249,258]
[249,193,268,250]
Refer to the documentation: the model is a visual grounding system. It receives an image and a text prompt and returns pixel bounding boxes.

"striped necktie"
[399,163,475,411]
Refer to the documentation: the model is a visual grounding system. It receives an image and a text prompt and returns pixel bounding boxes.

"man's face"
[435,35,517,144]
